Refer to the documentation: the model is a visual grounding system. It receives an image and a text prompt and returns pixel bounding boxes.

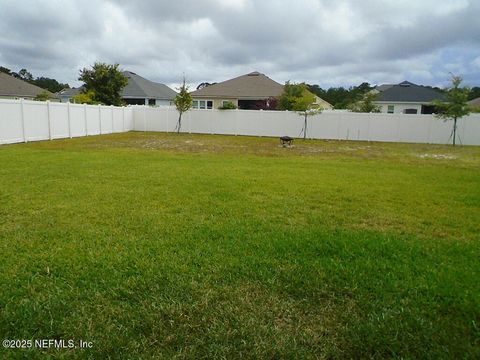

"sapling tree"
[173,77,193,133]
[433,75,471,146]
[279,82,322,139]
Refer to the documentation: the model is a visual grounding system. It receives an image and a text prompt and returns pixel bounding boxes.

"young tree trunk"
[303,114,308,140]
[177,112,182,134]
[453,117,457,146]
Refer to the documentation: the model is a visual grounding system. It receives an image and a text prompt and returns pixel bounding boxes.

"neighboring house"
[58,71,177,106]
[373,81,445,114]
[0,72,57,100]
[190,71,333,110]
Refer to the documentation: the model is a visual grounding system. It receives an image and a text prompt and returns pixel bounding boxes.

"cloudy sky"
[0,0,479,90]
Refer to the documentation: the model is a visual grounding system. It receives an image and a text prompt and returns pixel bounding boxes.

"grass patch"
[0,132,479,359]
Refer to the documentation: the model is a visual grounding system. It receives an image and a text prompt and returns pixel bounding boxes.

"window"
[404,108,418,114]
[387,105,394,114]
[148,99,156,106]
[192,100,213,110]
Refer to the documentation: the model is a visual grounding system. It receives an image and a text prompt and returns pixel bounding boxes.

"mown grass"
[0,132,479,359]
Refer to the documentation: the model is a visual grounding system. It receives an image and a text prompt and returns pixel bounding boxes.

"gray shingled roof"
[190,71,284,100]
[122,71,177,99]
[58,87,82,97]
[0,72,56,98]
[376,81,445,102]
[469,97,480,107]
[57,71,177,100]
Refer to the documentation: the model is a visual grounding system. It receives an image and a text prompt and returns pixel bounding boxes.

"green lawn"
[0,132,479,359]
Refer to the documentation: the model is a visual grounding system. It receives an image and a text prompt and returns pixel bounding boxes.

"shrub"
[219,101,237,110]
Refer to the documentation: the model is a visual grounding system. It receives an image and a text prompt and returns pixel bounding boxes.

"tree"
[433,75,471,146]
[348,91,380,113]
[196,82,217,90]
[34,77,70,93]
[173,77,193,133]
[17,68,33,82]
[0,66,13,75]
[34,91,51,101]
[469,86,480,101]
[279,82,322,139]
[78,63,128,106]
[72,90,99,105]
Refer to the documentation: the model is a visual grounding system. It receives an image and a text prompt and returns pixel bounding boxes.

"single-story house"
[373,81,445,114]
[58,71,177,106]
[0,72,57,100]
[190,71,332,110]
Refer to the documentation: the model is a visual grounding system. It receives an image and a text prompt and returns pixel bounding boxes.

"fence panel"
[0,100,24,144]
[1,100,479,146]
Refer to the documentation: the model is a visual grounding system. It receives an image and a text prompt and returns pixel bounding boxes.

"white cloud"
[0,0,478,88]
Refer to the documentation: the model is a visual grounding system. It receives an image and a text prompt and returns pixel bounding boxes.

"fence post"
[67,102,72,138]
[84,104,88,136]
[20,98,27,143]
[47,101,52,140]
[166,107,169,132]
[111,105,114,133]
[234,109,238,136]
[122,106,125,132]
[98,105,102,134]
[144,106,147,133]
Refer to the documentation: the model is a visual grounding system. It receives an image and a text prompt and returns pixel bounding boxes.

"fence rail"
[133,107,480,146]
[1,100,479,145]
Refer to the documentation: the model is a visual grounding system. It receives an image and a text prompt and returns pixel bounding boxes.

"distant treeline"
[0,66,70,93]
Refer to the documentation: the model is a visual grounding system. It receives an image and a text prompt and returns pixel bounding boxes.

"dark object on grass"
[280,136,294,147]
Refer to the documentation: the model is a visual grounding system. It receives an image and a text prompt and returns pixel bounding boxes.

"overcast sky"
[0,0,479,90]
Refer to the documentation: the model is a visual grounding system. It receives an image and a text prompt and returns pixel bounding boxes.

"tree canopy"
[278,82,317,111]
[307,82,375,109]
[348,91,380,113]
[78,63,128,106]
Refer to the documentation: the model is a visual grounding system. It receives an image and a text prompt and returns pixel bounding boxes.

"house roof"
[469,97,480,107]
[190,71,284,100]
[122,71,177,100]
[375,81,445,103]
[0,72,56,98]
[57,71,177,100]
[58,87,81,97]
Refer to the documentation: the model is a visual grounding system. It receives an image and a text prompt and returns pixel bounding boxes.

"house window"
[192,100,213,110]
[404,108,418,114]
[148,99,156,106]
[387,105,394,114]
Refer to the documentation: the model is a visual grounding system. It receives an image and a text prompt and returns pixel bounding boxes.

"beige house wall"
[193,97,239,109]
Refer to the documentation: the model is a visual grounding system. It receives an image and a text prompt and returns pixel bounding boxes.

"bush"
[219,101,237,110]
[34,91,51,102]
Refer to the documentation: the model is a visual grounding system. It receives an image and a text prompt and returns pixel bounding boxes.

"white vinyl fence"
[133,107,480,146]
[1,99,480,145]
[0,99,133,144]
